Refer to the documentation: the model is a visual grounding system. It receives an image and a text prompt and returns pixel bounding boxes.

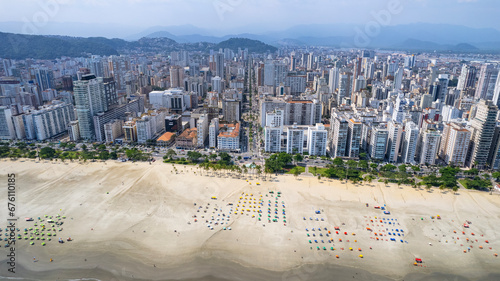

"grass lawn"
[285,166,305,174]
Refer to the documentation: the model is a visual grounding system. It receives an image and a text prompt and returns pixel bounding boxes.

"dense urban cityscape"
[2,46,500,177]
[2,1,500,280]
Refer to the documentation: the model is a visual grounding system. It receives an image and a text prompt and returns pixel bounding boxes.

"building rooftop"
[218,123,240,138]
[179,128,197,139]
[157,132,175,142]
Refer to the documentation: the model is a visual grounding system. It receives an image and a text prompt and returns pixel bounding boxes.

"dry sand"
[0,158,500,281]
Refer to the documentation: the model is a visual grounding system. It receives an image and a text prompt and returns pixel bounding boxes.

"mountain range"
[130,23,500,52]
[1,22,500,58]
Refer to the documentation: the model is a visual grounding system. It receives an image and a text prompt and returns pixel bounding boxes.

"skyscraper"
[73,75,108,140]
[475,64,498,100]
[347,119,362,158]
[439,122,471,167]
[215,53,225,78]
[401,121,419,164]
[170,65,184,88]
[386,121,403,163]
[328,67,339,94]
[457,64,477,91]
[418,129,441,165]
[307,124,328,156]
[368,125,389,160]
[467,100,498,168]
[0,106,15,140]
[393,67,404,91]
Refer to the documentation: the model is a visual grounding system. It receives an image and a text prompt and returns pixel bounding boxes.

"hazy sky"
[0,0,497,36]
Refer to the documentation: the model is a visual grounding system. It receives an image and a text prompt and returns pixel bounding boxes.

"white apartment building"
[307,124,328,156]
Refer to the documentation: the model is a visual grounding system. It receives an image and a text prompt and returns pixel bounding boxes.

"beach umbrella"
[336,255,339,258]
[359,255,363,258]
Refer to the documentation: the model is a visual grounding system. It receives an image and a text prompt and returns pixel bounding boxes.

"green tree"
[358,160,369,170]
[110,151,118,160]
[398,164,407,173]
[492,171,500,182]
[187,151,203,163]
[347,160,358,169]
[359,152,368,160]
[381,164,397,172]
[165,149,176,159]
[292,167,301,179]
[98,150,110,160]
[293,154,303,164]
[39,147,56,159]
[333,157,344,167]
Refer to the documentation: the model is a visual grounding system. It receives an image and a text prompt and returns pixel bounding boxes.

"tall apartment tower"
[439,122,471,167]
[347,119,362,158]
[368,125,388,160]
[418,130,441,165]
[170,65,184,88]
[73,75,108,140]
[457,64,477,91]
[386,121,403,163]
[215,53,225,79]
[329,67,339,94]
[467,100,498,168]
[475,64,498,101]
[401,121,419,164]
[330,115,349,158]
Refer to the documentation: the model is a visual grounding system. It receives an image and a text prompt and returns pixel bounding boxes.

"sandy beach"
[1,158,500,281]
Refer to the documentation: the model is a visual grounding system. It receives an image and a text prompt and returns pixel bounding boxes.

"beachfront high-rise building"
[386,121,403,163]
[265,127,281,153]
[439,122,471,167]
[196,114,209,148]
[467,100,498,168]
[347,119,362,158]
[307,124,328,156]
[209,118,219,149]
[0,106,15,140]
[330,114,349,158]
[73,75,108,140]
[22,102,76,141]
[286,124,304,154]
[418,129,441,165]
[368,124,389,160]
[401,121,419,164]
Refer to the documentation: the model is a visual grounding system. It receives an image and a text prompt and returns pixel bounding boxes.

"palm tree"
[439,185,445,193]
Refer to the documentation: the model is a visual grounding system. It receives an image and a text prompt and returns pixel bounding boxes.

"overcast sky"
[0,0,497,36]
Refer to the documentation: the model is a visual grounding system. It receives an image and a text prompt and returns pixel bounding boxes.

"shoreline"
[1,159,499,280]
